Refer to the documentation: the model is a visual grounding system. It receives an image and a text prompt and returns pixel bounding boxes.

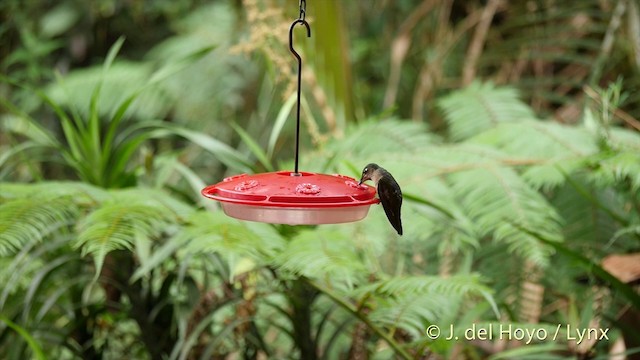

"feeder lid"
[202,171,378,208]
[201,171,380,224]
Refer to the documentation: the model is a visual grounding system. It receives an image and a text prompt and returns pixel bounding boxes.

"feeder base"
[220,203,373,225]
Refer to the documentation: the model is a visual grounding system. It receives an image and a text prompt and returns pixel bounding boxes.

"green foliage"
[1,39,254,187]
[438,82,537,141]
[0,196,78,255]
[274,228,367,288]
[0,315,46,360]
[179,211,285,276]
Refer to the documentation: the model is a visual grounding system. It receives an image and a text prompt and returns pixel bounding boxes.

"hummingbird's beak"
[358,175,366,185]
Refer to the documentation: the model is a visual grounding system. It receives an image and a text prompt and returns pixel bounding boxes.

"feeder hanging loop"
[299,0,306,21]
[289,1,310,176]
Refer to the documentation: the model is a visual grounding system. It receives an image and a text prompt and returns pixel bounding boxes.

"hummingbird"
[359,163,403,235]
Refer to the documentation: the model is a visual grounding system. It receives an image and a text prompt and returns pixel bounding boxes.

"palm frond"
[437,82,536,141]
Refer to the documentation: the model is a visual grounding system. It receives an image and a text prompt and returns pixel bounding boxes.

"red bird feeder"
[201,1,379,225]
[201,171,379,225]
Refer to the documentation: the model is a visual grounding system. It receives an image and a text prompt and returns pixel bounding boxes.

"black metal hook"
[289,19,311,63]
[289,19,310,175]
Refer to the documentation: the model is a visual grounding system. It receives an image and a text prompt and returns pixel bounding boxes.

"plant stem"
[305,279,414,360]
[588,0,628,86]
[559,167,629,226]
[289,279,319,360]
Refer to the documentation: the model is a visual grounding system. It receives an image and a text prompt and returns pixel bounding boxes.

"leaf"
[0,142,41,170]
[438,82,536,141]
[551,179,619,247]
[370,295,450,339]
[517,224,640,311]
[179,212,285,280]
[130,236,183,282]
[319,119,436,172]
[1,113,59,148]
[358,274,492,298]
[164,125,253,173]
[470,121,598,189]
[39,3,79,38]
[274,228,367,288]
[488,343,568,360]
[267,93,297,159]
[103,37,126,73]
[448,164,563,267]
[46,62,169,120]
[147,44,216,86]
[74,191,178,278]
[0,315,46,360]
[230,121,273,171]
[590,151,640,190]
[358,275,496,340]
[0,196,78,256]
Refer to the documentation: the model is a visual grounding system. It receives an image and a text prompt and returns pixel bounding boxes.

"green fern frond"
[551,179,622,249]
[448,165,563,267]
[438,82,536,141]
[274,228,367,288]
[179,211,285,268]
[341,142,563,266]
[111,188,195,220]
[369,295,451,340]
[357,274,491,298]
[360,275,493,339]
[578,126,640,190]
[0,181,105,202]
[471,122,598,189]
[74,197,176,277]
[590,151,640,190]
[609,128,640,151]
[307,119,437,173]
[336,119,436,152]
[316,132,566,267]
[475,121,596,158]
[0,181,106,256]
[0,196,78,255]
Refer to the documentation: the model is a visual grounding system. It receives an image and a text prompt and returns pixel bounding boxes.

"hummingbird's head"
[359,163,380,185]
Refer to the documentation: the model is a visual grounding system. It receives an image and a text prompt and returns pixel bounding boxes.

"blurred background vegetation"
[1,0,640,359]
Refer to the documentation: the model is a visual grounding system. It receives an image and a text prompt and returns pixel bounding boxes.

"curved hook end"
[289,19,311,58]
[290,19,311,38]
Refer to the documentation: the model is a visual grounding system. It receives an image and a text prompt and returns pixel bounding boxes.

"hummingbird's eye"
[363,168,368,174]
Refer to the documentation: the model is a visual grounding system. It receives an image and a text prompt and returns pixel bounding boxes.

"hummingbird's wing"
[377,176,403,235]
